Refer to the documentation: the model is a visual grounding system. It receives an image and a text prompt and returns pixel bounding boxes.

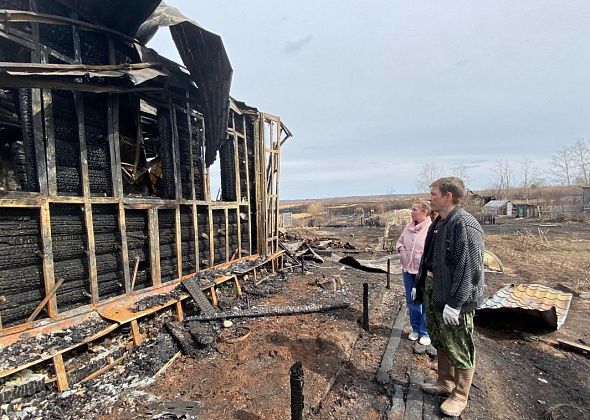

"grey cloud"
[281,35,314,55]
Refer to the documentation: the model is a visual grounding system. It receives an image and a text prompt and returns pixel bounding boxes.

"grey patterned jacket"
[417,207,485,313]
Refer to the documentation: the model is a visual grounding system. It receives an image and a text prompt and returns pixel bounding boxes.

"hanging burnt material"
[219,139,237,201]
[176,109,193,200]
[192,116,205,200]
[52,90,82,196]
[157,108,176,199]
[290,361,305,420]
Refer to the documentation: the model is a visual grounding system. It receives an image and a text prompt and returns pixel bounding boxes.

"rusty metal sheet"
[478,284,573,330]
[96,281,184,323]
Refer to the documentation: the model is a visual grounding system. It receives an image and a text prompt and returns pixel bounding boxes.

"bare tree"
[451,165,472,189]
[550,146,575,186]
[520,158,541,199]
[572,137,590,185]
[415,161,443,193]
[490,159,513,198]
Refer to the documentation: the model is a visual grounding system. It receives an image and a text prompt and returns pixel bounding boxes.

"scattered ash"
[131,287,183,313]
[0,319,111,371]
[0,328,183,419]
[230,256,268,273]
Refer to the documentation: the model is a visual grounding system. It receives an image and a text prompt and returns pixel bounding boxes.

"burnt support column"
[386,258,391,289]
[363,283,369,332]
[290,361,304,420]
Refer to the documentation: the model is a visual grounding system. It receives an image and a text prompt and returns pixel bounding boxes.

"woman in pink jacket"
[396,200,432,346]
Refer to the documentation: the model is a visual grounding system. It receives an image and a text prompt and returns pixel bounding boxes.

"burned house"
[0,1,290,393]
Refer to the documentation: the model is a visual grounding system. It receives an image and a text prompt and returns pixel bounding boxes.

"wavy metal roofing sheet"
[478,284,573,329]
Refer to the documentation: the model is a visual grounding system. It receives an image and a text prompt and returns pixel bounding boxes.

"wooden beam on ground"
[52,354,69,392]
[130,319,142,345]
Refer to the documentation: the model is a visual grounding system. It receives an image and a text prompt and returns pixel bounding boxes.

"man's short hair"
[430,177,465,205]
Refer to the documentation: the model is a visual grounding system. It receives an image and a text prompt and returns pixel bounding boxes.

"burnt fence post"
[290,361,305,420]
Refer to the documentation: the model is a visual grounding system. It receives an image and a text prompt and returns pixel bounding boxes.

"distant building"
[482,200,513,216]
[582,186,590,213]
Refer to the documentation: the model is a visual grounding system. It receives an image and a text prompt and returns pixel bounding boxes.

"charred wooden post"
[290,361,304,420]
[386,258,391,289]
[363,283,370,332]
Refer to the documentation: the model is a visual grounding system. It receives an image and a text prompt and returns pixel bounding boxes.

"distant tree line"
[415,137,590,199]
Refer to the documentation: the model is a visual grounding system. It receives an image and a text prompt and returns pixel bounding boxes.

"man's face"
[430,186,450,212]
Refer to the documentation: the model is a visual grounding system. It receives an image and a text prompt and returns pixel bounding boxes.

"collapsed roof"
[53,0,233,166]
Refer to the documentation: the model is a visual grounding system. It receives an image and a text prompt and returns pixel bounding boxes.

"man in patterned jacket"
[413,177,485,417]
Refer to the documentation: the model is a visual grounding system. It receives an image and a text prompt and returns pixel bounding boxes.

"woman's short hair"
[413,199,431,214]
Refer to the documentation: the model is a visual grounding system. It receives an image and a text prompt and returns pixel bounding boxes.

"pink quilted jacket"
[395,217,431,274]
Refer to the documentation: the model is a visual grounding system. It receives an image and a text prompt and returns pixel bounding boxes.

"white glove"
[411,288,416,301]
[443,304,461,326]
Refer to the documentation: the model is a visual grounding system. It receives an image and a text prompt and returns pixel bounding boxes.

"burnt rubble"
[0,319,111,371]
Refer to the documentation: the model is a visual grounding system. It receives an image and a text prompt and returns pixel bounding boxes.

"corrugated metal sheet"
[483,200,510,211]
[478,284,573,329]
[137,4,233,167]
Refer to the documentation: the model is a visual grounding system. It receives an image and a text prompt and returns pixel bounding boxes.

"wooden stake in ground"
[386,258,391,289]
[363,283,370,332]
[290,361,304,420]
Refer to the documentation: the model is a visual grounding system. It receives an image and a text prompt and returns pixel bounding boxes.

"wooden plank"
[52,353,69,392]
[74,90,99,304]
[242,115,252,255]
[233,276,242,297]
[175,301,184,321]
[224,207,229,262]
[41,88,58,197]
[208,206,214,267]
[130,319,142,345]
[182,277,215,315]
[236,207,242,258]
[118,202,131,293]
[193,203,200,272]
[557,338,590,357]
[254,115,267,256]
[148,208,161,286]
[40,202,58,317]
[175,206,182,276]
[81,354,126,384]
[27,277,65,322]
[170,106,183,201]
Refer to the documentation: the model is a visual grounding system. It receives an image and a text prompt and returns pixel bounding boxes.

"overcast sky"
[149,1,590,199]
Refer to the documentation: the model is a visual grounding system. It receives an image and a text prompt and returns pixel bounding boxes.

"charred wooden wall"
[0,1,269,332]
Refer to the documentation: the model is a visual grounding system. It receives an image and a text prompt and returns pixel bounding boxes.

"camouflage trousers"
[424,275,476,369]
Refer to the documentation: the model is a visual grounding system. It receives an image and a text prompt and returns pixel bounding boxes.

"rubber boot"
[420,352,455,396]
[440,368,475,417]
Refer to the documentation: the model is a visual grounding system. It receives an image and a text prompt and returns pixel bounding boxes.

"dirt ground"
[110,219,590,419]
